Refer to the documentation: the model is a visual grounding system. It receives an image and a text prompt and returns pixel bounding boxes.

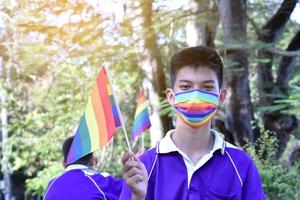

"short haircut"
[170,46,223,88]
[62,136,93,166]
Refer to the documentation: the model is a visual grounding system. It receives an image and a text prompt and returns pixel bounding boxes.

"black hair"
[170,46,223,88]
[62,136,93,167]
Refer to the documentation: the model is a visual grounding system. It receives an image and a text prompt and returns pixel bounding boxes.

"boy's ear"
[166,88,175,105]
[62,160,67,168]
[88,155,95,168]
[219,88,227,104]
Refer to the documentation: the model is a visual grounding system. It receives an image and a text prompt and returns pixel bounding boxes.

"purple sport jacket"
[121,141,266,200]
[44,166,123,200]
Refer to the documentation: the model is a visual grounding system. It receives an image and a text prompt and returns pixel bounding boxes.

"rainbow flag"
[131,90,151,139]
[66,67,121,164]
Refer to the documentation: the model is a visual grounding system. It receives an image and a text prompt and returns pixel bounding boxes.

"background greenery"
[0,0,299,199]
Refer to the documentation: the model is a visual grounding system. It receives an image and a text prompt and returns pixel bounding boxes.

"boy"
[122,46,265,199]
[44,136,147,200]
[43,136,123,200]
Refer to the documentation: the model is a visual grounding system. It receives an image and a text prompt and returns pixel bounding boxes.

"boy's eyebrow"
[201,80,216,84]
[178,80,193,84]
[178,80,216,84]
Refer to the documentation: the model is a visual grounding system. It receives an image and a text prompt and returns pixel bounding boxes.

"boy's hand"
[122,152,148,200]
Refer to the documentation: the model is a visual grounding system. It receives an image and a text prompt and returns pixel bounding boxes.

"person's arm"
[122,152,148,200]
[242,160,266,200]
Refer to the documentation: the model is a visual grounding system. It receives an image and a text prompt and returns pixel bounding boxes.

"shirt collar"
[66,164,88,171]
[158,129,225,155]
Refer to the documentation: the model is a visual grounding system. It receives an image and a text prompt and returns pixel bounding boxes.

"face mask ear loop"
[216,89,222,106]
[217,89,222,101]
[170,89,176,105]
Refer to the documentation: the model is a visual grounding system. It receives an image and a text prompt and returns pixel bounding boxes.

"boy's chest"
[147,154,242,200]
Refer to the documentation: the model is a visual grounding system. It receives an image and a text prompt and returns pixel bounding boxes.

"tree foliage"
[0,0,299,199]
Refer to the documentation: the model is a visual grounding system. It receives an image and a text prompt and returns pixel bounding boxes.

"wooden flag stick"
[141,132,145,150]
[104,64,132,152]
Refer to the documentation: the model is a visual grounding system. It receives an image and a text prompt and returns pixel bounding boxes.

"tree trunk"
[280,137,300,167]
[257,0,298,155]
[257,0,297,106]
[185,0,219,47]
[132,0,172,146]
[217,0,257,145]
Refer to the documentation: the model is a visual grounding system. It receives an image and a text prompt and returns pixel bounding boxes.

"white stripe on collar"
[66,164,88,171]
[158,129,225,155]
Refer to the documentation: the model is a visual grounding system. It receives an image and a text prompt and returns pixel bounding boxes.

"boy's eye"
[202,85,214,90]
[179,85,191,90]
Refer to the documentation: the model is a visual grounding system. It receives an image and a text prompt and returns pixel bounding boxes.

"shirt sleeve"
[242,159,266,200]
[43,177,57,200]
[94,175,124,200]
[119,182,132,200]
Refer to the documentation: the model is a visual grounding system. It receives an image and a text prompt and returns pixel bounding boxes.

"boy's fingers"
[132,156,145,169]
[132,155,140,161]
[123,159,143,173]
[133,157,147,172]
[126,174,144,187]
[124,166,144,179]
[121,152,134,164]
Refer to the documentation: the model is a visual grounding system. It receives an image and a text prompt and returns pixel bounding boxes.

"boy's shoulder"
[138,132,256,172]
[139,146,157,164]
[223,142,258,178]
[81,168,122,183]
[225,142,253,163]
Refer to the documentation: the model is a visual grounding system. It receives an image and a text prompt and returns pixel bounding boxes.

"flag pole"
[141,132,144,150]
[103,64,132,152]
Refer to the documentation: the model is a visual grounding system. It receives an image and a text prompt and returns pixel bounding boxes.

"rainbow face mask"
[173,89,219,128]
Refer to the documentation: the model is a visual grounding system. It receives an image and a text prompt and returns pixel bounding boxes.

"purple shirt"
[121,130,266,200]
[44,165,123,200]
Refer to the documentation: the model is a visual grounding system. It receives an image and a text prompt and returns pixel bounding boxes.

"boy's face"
[166,65,226,105]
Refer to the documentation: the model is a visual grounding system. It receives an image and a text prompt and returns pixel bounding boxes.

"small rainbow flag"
[131,90,151,139]
[66,67,121,164]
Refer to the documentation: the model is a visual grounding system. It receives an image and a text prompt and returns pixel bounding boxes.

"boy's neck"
[172,121,214,164]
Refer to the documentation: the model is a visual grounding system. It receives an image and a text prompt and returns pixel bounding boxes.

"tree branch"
[247,15,260,35]
[256,0,297,108]
[217,44,300,57]
[276,30,300,94]
[266,48,300,57]
[259,0,297,42]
